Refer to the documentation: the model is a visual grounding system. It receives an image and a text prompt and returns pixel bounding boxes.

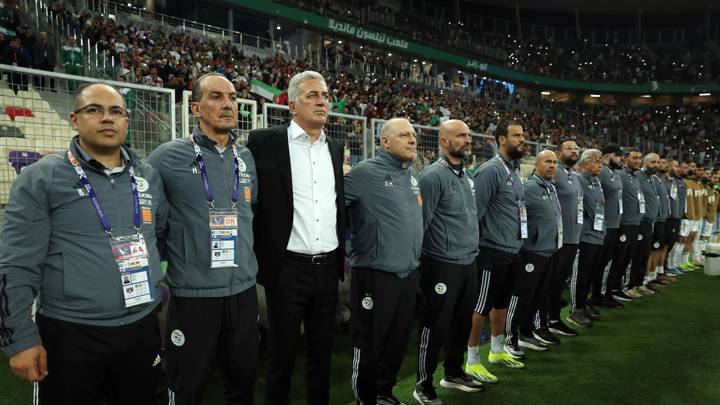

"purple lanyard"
[67,150,141,236]
[439,156,464,178]
[190,136,240,208]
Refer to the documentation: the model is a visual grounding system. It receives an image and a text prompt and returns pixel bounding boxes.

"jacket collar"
[191,125,238,151]
[69,135,137,174]
[377,148,411,171]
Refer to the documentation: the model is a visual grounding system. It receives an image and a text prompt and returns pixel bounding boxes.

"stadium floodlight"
[641,95,652,98]
[541,91,551,95]
[699,93,711,96]
[590,94,601,98]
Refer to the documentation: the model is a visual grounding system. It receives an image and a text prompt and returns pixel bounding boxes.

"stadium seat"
[8,150,42,174]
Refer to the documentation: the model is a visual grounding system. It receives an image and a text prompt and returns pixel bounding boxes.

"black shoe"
[567,310,592,327]
[601,296,624,308]
[584,306,601,320]
[519,334,548,351]
[412,386,443,404]
[377,394,406,405]
[587,296,604,307]
[548,320,579,336]
[440,373,483,393]
[611,290,633,302]
[533,328,561,345]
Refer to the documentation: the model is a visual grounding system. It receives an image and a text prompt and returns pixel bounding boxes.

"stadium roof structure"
[466,0,714,13]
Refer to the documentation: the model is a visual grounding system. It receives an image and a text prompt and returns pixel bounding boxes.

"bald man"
[505,150,562,352]
[346,118,423,404]
[413,120,483,403]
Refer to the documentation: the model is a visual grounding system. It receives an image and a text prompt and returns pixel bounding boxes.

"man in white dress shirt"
[247,71,347,405]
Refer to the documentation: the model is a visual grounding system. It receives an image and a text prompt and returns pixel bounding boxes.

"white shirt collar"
[289,120,327,144]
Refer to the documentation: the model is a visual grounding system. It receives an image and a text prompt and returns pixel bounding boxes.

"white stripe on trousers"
[570,257,579,311]
[505,295,519,344]
[168,389,175,405]
[624,262,632,289]
[417,327,431,389]
[33,382,39,405]
[474,269,491,313]
[351,347,361,401]
[533,310,542,329]
[600,260,612,296]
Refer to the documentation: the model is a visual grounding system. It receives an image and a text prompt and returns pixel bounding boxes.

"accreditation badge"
[209,208,238,269]
[111,234,154,308]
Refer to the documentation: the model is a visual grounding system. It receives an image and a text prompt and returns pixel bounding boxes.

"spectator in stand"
[1,36,31,93]
[33,31,56,90]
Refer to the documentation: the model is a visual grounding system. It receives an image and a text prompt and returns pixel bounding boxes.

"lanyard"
[439,156,464,178]
[190,136,241,208]
[497,154,522,202]
[67,150,140,237]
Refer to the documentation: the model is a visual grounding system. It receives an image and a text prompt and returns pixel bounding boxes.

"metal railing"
[0,64,175,206]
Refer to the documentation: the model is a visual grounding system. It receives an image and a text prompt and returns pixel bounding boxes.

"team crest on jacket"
[362,295,374,310]
[384,175,393,187]
[237,158,247,172]
[410,175,418,187]
[434,283,447,295]
[525,263,535,272]
[135,176,149,192]
[170,329,185,347]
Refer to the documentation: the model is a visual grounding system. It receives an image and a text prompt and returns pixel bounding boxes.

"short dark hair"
[73,82,125,110]
[558,138,579,149]
[696,162,705,169]
[191,72,229,102]
[494,119,522,144]
[625,147,641,155]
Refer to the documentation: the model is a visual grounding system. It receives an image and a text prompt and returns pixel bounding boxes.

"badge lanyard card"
[68,151,153,308]
[498,155,527,239]
[593,180,605,232]
[192,138,240,269]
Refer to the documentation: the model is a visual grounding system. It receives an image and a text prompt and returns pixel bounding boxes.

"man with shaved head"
[346,117,423,404]
[413,119,483,404]
[465,119,527,377]
[1,82,167,403]
[629,153,662,296]
[504,150,562,353]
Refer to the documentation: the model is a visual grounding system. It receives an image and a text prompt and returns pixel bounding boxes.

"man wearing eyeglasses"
[147,73,259,404]
[0,83,168,404]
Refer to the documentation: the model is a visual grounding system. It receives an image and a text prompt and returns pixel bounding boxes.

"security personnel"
[413,120,483,404]
[609,148,644,301]
[590,144,624,308]
[346,118,423,405]
[569,149,606,328]
[539,139,583,338]
[0,83,166,404]
[505,150,561,352]
[630,153,660,296]
[466,119,527,375]
[147,73,259,404]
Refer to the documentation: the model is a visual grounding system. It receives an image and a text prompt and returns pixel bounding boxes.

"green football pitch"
[2,271,719,405]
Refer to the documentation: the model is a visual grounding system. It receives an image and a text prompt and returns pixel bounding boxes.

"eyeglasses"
[74,105,128,119]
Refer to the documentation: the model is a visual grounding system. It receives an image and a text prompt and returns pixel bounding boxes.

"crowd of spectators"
[282,0,720,84]
[8,1,719,164]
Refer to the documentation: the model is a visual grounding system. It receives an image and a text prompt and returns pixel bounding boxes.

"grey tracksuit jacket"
[554,161,583,245]
[599,165,623,230]
[0,138,167,358]
[638,169,660,224]
[146,127,258,297]
[618,168,644,226]
[345,149,423,278]
[579,172,606,245]
[522,173,561,257]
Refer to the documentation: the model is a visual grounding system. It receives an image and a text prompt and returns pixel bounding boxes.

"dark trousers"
[351,267,419,404]
[37,310,161,405]
[592,228,619,299]
[416,257,477,392]
[265,254,338,405]
[165,287,259,405]
[539,243,579,326]
[630,221,654,288]
[8,71,28,94]
[608,224,639,293]
[573,243,603,311]
[506,251,552,346]
[474,247,518,316]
